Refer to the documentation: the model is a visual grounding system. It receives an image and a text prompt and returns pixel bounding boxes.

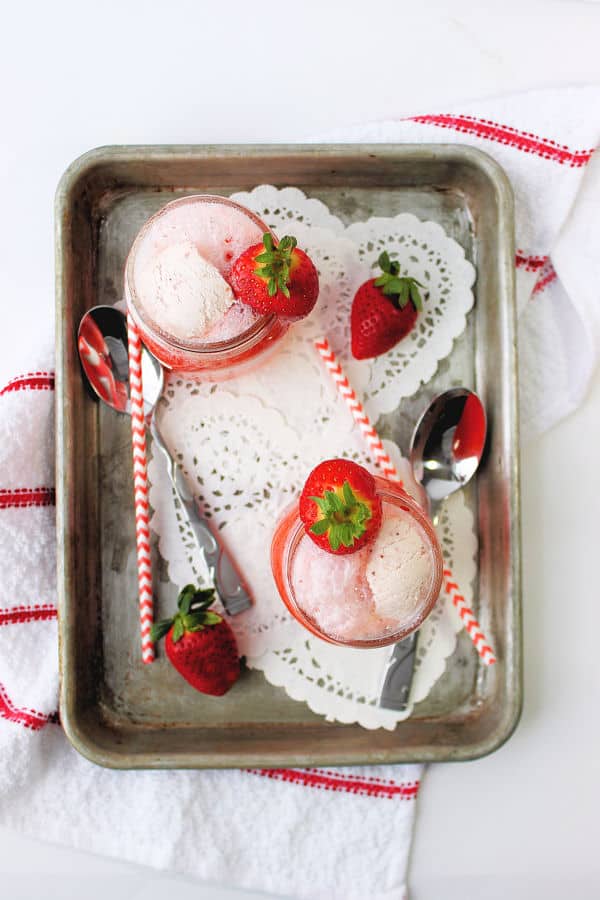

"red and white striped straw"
[314,338,402,483]
[314,336,496,667]
[443,569,496,666]
[127,313,155,665]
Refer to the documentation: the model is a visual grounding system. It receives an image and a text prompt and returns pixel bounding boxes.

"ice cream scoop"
[379,388,487,710]
[77,305,252,616]
[136,240,235,340]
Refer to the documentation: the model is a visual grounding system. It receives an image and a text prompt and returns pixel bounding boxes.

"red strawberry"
[351,251,424,360]
[150,585,240,696]
[230,232,319,320]
[299,459,382,555]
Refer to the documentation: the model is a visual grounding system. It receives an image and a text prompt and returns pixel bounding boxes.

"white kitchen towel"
[314,84,600,438]
[0,371,420,900]
[0,86,599,900]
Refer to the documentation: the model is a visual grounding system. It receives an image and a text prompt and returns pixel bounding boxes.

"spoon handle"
[428,497,442,528]
[149,419,252,616]
[378,631,418,711]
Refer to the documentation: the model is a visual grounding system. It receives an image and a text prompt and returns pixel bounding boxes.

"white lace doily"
[149,430,476,729]
[230,186,476,419]
[147,186,478,729]
[151,388,381,658]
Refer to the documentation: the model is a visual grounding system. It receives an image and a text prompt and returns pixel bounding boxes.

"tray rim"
[56,142,521,769]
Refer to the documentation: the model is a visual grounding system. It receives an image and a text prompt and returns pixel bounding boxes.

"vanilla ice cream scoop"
[137,240,234,340]
[366,513,434,621]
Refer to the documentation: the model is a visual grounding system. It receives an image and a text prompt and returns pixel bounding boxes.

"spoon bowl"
[410,388,487,512]
[78,305,163,418]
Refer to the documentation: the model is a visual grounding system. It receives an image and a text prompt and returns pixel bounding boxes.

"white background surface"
[1,0,600,897]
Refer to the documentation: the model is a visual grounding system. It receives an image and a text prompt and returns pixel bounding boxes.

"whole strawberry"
[299,459,382,555]
[351,251,424,360]
[230,232,319,320]
[150,584,240,696]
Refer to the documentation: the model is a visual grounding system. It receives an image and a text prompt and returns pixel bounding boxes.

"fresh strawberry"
[351,251,424,360]
[299,459,382,555]
[150,584,240,696]
[230,232,319,320]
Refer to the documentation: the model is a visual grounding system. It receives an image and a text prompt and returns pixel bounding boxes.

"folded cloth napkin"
[315,84,600,439]
[1,86,599,900]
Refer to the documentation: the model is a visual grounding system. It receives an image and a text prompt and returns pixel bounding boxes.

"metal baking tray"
[56,144,521,768]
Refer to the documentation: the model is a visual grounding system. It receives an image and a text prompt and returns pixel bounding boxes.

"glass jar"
[271,477,443,648]
[124,194,288,376]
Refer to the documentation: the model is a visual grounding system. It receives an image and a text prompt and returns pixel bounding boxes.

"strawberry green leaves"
[254,232,298,298]
[150,584,223,645]
[309,480,372,552]
[373,251,424,312]
[149,619,173,642]
[171,618,185,643]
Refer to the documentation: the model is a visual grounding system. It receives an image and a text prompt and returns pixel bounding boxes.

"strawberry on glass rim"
[299,459,382,555]
[351,251,424,360]
[150,584,240,696]
[230,232,319,320]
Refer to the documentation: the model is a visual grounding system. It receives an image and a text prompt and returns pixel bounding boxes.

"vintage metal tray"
[56,144,521,768]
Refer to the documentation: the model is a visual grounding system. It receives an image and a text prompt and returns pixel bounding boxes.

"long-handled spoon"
[379,388,487,710]
[78,305,252,616]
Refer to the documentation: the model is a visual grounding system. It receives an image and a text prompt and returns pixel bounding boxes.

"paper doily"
[147,186,479,728]
[149,412,477,730]
[151,389,380,657]
[231,186,476,419]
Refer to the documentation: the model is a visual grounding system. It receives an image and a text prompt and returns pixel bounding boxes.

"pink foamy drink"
[124,195,287,374]
[272,477,443,648]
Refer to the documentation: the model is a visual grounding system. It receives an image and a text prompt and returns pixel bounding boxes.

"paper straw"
[127,313,155,664]
[443,569,496,666]
[314,338,402,483]
[314,336,496,667]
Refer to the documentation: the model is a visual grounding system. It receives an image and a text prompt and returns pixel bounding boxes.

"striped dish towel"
[315,84,600,440]
[0,371,421,900]
[1,85,600,900]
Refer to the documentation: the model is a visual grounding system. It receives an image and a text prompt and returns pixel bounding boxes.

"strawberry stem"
[254,233,298,299]
[373,251,424,312]
[310,480,372,551]
[150,584,222,645]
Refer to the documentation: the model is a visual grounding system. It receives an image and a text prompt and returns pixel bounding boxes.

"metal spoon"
[379,388,487,711]
[410,388,487,525]
[77,305,252,616]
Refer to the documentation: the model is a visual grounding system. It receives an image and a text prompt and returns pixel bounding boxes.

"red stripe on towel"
[0,488,55,510]
[532,263,558,296]
[0,372,55,396]
[0,682,56,731]
[409,114,594,167]
[515,251,549,272]
[247,768,420,799]
[0,605,57,627]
